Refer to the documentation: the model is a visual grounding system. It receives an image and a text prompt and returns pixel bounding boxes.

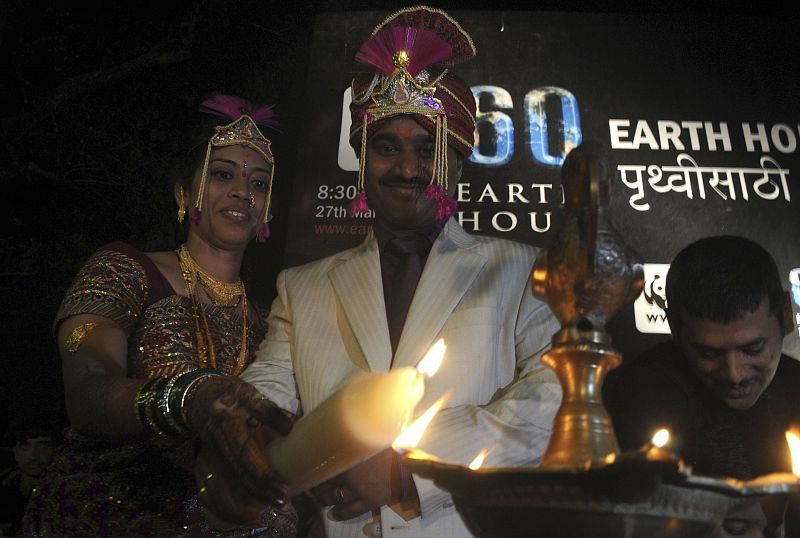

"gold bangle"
[65,322,98,354]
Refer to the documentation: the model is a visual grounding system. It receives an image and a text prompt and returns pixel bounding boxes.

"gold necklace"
[177,245,250,375]
[177,246,245,307]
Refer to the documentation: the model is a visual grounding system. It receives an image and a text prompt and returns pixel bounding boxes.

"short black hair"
[666,235,785,332]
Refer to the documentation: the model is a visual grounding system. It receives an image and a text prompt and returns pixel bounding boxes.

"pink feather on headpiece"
[355,27,452,77]
[199,94,277,128]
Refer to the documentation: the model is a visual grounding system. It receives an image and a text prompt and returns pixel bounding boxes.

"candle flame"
[417,339,445,378]
[652,428,670,448]
[393,396,446,449]
[786,431,800,477]
[399,447,440,461]
[468,449,490,470]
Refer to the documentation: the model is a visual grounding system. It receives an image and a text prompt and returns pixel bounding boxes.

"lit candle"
[786,430,800,477]
[267,340,446,495]
[642,427,677,463]
[393,395,447,451]
[468,448,491,470]
[392,398,447,483]
[734,430,800,490]
[651,428,669,448]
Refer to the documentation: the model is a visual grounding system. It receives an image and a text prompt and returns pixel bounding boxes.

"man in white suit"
[234,6,563,537]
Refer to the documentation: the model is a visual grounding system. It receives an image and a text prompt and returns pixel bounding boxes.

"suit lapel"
[329,237,393,373]
[394,220,487,368]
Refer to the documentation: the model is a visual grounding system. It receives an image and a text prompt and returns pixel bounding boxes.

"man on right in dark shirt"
[607,234,799,538]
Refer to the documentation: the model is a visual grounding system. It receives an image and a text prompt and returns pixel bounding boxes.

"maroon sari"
[22,242,297,537]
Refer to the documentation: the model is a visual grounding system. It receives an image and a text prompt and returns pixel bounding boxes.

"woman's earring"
[177,187,187,223]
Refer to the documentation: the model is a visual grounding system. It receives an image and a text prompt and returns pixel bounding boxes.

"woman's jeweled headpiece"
[349,6,476,221]
[193,94,278,242]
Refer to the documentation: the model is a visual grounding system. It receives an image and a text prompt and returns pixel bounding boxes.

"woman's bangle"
[159,372,188,436]
[136,376,171,437]
[135,368,223,438]
[169,368,223,433]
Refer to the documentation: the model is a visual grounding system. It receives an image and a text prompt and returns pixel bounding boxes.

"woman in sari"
[22,94,297,537]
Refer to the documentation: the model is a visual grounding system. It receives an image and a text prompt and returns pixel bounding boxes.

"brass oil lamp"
[403,141,799,537]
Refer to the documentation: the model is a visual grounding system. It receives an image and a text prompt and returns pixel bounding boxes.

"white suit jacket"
[242,218,562,538]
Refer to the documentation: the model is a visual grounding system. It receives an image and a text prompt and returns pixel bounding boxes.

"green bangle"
[136,376,171,437]
[136,369,224,438]
[135,378,158,433]
[168,368,223,433]
[159,373,188,437]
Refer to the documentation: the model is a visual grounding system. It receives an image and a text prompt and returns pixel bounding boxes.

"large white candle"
[267,367,424,495]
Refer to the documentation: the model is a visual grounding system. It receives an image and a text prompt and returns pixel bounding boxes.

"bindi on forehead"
[396,128,415,139]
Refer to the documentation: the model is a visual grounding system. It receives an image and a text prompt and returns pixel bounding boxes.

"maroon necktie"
[384,235,427,356]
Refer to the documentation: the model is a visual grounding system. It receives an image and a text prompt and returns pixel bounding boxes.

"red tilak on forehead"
[241,160,248,177]
[397,128,414,139]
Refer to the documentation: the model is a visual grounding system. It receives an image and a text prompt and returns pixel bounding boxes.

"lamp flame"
[652,428,670,448]
[468,449,491,470]
[786,431,800,477]
[417,339,445,378]
[393,396,447,449]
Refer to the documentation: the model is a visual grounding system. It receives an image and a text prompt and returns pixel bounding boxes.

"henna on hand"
[195,444,273,525]
[185,375,294,507]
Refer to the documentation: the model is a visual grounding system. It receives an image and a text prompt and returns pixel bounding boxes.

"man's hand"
[185,375,294,521]
[311,449,418,521]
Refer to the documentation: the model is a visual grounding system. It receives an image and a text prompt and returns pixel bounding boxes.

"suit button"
[369,521,382,537]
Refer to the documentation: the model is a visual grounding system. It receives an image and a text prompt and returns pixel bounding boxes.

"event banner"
[284,10,799,358]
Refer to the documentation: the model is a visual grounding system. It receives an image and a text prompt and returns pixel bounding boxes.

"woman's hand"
[185,375,294,521]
